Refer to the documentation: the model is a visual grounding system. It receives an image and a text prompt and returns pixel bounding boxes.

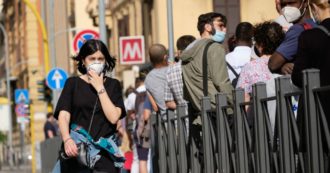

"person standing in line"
[180,12,233,171]
[236,21,285,129]
[181,12,233,113]
[144,44,169,119]
[225,22,254,86]
[165,35,196,109]
[268,0,316,74]
[292,0,330,125]
[54,39,126,173]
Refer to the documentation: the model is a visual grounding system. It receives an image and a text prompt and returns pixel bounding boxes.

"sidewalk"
[0,164,32,173]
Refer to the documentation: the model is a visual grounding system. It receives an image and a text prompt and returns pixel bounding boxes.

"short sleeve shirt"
[44,121,57,139]
[54,76,126,171]
[125,85,146,111]
[164,61,186,105]
[54,76,126,140]
[145,67,168,112]
[236,57,272,93]
[143,95,153,111]
[276,19,316,61]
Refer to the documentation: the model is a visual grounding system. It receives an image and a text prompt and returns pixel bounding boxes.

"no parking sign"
[73,29,99,52]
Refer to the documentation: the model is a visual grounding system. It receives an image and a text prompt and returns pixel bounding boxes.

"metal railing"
[151,69,330,173]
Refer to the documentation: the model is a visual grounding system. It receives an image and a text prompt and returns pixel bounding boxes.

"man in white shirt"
[225,22,254,83]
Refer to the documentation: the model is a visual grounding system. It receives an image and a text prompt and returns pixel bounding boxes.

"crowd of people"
[49,0,330,172]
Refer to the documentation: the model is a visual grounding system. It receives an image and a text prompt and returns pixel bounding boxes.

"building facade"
[86,0,278,91]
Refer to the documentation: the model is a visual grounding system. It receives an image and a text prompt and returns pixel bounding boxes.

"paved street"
[0,164,32,173]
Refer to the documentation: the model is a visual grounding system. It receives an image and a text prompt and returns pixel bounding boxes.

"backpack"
[133,90,151,148]
[226,62,239,88]
[301,22,313,30]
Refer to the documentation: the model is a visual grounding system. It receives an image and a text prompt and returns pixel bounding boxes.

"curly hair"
[254,21,285,55]
[72,39,116,74]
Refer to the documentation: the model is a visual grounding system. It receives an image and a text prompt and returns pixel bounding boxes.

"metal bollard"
[201,96,215,173]
[177,105,188,173]
[157,113,167,173]
[275,76,295,173]
[303,69,322,173]
[252,82,270,173]
[167,109,178,173]
[216,93,231,173]
[233,88,249,173]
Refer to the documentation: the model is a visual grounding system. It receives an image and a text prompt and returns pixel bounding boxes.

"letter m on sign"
[120,36,145,65]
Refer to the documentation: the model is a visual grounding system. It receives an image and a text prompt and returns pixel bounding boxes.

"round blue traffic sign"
[46,68,68,90]
[73,30,99,52]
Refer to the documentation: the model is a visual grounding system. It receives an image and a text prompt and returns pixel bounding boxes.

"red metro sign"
[119,36,145,65]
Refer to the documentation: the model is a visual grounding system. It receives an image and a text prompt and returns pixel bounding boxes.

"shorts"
[136,145,149,161]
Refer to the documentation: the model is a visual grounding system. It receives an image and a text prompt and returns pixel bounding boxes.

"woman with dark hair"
[236,21,285,129]
[53,39,126,173]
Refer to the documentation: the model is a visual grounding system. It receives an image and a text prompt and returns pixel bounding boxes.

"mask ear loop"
[307,0,315,21]
[300,0,308,17]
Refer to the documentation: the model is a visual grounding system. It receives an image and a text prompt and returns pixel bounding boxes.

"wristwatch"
[98,88,106,95]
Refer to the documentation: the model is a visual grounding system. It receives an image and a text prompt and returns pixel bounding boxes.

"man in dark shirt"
[44,112,57,139]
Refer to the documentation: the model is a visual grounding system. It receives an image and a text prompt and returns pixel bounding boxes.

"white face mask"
[282,2,306,23]
[274,15,293,32]
[87,62,105,75]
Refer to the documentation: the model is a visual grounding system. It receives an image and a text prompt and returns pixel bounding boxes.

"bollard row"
[149,69,330,173]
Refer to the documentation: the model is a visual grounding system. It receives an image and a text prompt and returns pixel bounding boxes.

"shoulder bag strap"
[87,77,112,134]
[202,41,215,96]
[317,25,330,36]
[226,61,239,77]
[87,98,98,134]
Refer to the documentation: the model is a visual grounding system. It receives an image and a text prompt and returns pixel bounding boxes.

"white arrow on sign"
[17,92,27,103]
[52,70,63,89]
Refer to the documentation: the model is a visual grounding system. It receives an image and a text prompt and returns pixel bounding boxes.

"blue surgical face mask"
[212,30,226,43]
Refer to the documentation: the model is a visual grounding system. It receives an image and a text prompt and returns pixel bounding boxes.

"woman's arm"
[89,71,122,124]
[98,89,122,124]
[58,110,78,157]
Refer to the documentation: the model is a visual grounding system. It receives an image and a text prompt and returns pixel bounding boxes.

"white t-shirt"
[225,46,252,82]
[125,85,146,111]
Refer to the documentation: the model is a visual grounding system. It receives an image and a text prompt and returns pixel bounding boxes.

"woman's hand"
[87,70,105,91]
[64,138,78,157]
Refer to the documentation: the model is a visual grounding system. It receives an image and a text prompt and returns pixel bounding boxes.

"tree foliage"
[0,131,6,143]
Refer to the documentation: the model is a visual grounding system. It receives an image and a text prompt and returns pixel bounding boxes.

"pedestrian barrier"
[150,69,330,173]
[40,136,62,173]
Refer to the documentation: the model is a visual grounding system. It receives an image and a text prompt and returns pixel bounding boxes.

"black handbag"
[76,98,98,168]
[59,98,98,168]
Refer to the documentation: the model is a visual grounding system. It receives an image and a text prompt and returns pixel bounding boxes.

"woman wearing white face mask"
[53,39,126,173]
[292,0,330,129]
